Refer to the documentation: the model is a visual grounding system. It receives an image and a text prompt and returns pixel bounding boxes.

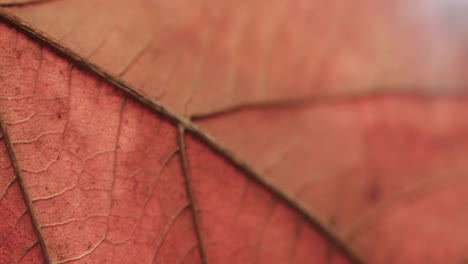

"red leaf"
[0,0,468,263]
[0,21,355,263]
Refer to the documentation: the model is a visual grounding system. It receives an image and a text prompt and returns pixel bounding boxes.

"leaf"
[3,0,468,115]
[0,17,356,264]
[0,0,468,263]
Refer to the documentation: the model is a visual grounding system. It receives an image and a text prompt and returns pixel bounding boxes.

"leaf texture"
[3,0,468,116]
[0,132,44,263]
[0,0,468,263]
[0,22,356,263]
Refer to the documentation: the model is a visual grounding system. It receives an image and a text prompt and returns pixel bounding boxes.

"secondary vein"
[0,116,53,263]
[177,125,208,264]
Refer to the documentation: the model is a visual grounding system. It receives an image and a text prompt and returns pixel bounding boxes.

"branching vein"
[177,125,208,264]
[0,115,52,263]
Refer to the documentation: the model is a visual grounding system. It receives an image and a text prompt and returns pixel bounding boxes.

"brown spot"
[368,180,381,203]
[16,50,22,59]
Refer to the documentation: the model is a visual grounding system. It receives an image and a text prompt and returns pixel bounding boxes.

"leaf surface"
[3,0,468,113]
[0,0,468,263]
[0,22,355,263]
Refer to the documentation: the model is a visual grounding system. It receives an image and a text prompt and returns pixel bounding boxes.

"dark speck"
[368,181,381,202]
